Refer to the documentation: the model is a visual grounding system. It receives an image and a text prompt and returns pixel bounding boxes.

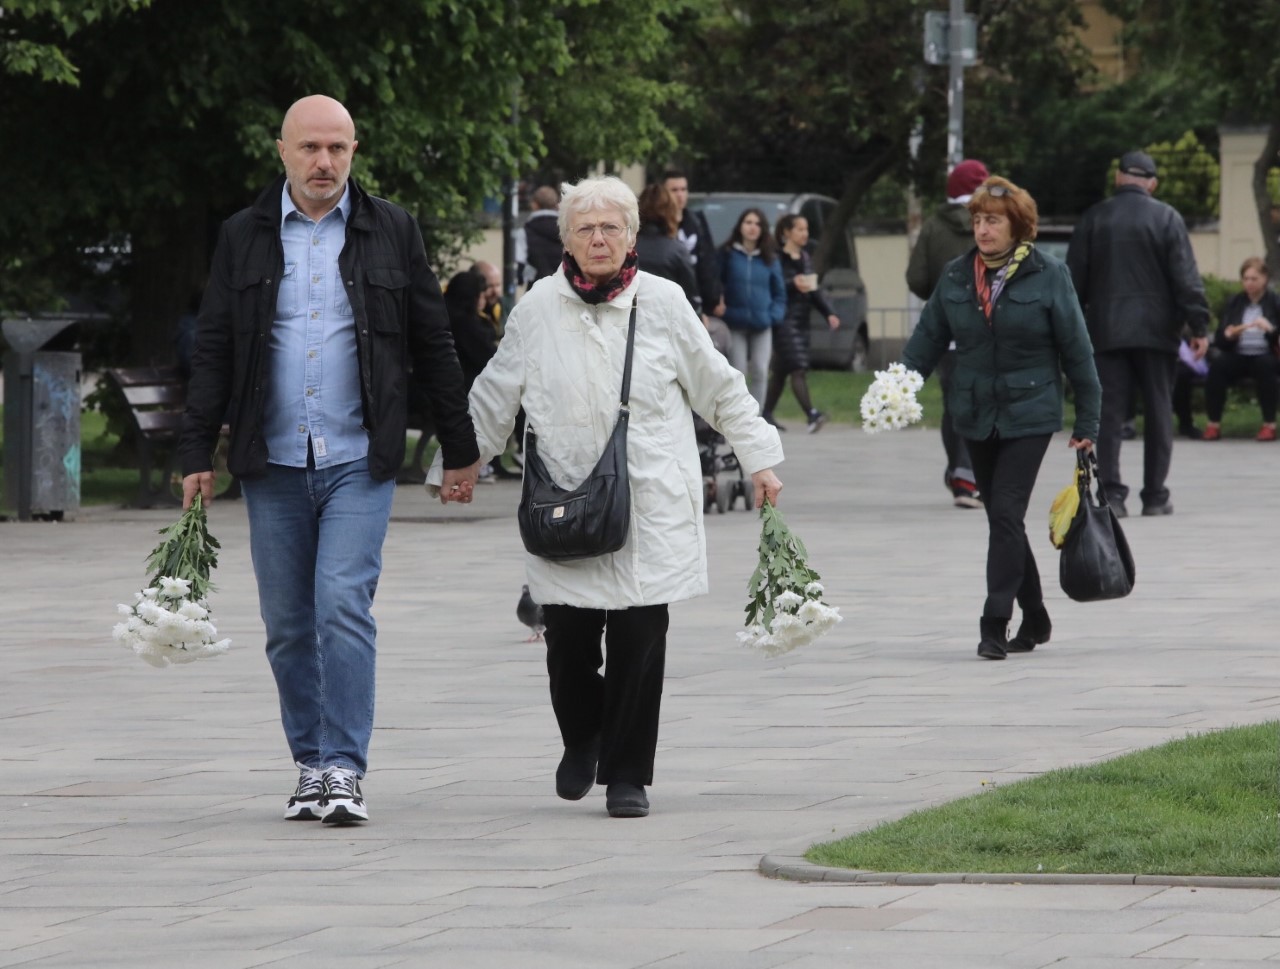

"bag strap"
[1077,449,1109,506]
[619,295,638,409]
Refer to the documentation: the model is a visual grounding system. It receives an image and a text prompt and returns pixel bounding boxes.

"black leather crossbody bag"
[517,296,637,561]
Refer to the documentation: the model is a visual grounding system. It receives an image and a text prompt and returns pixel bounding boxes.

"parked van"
[688,192,869,370]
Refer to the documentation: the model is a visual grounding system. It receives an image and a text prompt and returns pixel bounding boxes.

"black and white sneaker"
[320,766,368,825]
[284,763,325,821]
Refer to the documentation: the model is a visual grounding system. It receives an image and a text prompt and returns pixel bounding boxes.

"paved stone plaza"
[2,424,1277,968]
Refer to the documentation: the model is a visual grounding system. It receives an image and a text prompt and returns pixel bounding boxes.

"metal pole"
[501,0,521,314]
[947,0,965,168]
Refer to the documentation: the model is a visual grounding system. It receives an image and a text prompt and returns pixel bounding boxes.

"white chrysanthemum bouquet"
[112,494,231,667]
[739,502,842,657]
[860,362,925,433]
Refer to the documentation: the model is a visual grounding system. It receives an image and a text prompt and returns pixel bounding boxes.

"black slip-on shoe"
[556,735,600,801]
[605,782,649,818]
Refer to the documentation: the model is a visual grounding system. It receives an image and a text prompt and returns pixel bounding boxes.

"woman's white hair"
[557,176,639,244]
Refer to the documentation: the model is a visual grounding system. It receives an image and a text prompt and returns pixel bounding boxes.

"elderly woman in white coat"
[429,176,783,818]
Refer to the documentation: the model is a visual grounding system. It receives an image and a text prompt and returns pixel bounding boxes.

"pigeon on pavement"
[517,584,545,641]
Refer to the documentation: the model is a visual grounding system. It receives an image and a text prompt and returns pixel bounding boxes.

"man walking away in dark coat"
[906,158,989,509]
[522,185,562,283]
[1067,150,1210,518]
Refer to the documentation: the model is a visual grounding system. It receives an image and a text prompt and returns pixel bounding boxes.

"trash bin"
[2,316,83,521]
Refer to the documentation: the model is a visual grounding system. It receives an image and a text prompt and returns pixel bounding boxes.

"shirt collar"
[280,181,351,229]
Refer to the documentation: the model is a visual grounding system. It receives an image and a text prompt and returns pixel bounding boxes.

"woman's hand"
[751,468,783,508]
[1068,437,1093,452]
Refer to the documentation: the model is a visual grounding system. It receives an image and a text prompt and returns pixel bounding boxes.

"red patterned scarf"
[563,249,639,305]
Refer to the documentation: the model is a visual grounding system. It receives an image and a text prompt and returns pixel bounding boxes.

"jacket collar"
[949,244,1049,286]
[554,266,641,309]
[251,174,373,231]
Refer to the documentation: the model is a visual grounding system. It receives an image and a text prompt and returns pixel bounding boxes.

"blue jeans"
[242,456,395,776]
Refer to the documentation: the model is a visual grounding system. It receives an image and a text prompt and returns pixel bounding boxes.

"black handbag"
[517,297,637,561]
[1059,450,1136,602]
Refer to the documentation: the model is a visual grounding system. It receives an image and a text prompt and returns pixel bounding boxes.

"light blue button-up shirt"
[264,183,366,468]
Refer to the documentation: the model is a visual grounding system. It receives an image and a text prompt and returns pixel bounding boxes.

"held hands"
[751,469,783,508]
[182,472,216,511]
[1068,437,1093,452]
[439,460,482,505]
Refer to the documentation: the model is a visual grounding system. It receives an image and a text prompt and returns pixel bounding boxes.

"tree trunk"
[1252,120,1280,279]
[126,194,210,366]
[814,143,898,274]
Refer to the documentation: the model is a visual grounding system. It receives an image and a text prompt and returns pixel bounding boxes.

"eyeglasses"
[570,223,627,240]
[974,184,1010,198]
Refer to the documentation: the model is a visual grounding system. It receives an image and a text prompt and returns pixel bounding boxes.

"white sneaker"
[284,763,325,820]
[319,766,368,824]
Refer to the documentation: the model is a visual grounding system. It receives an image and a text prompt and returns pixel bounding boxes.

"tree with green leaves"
[1,1,152,84]
[1,0,696,362]
[1103,0,1280,274]
[665,0,1093,271]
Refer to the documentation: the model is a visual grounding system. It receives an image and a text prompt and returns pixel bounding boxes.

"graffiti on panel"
[31,353,81,515]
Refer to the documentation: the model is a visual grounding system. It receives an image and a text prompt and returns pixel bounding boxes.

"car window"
[692,196,789,248]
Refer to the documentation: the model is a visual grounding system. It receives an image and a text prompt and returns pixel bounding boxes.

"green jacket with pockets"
[902,245,1101,443]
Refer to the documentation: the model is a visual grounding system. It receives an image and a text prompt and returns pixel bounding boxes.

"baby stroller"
[695,414,754,513]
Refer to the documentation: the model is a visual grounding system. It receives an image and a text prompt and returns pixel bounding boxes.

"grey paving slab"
[2,426,1278,968]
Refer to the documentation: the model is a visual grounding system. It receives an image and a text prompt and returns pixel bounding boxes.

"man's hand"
[751,468,783,508]
[439,460,481,505]
[183,472,215,510]
[826,314,840,330]
[1189,335,1210,359]
[1068,437,1093,452]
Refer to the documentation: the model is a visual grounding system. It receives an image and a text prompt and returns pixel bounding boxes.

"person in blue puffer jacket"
[717,208,786,411]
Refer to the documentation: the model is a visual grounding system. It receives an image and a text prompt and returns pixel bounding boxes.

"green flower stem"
[144,493,221,601]
[745,502,822,630]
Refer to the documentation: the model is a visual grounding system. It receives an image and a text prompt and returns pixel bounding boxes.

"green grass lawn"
[807,722,1280,878]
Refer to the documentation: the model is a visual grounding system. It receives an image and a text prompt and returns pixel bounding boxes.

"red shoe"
[1203,422,1221,441]
[1258,425,1277,442]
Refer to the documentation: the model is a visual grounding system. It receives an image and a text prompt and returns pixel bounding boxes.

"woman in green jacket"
[902,176,1102,660]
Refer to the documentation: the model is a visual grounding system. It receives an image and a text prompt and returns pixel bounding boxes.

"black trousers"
[967,433,1052,620]
[1095,349,1176,508]
[1206,351,1278,423]
[542,603,669,787]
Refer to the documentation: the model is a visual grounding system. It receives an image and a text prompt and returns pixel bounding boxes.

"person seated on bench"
[1203,256,1280,442]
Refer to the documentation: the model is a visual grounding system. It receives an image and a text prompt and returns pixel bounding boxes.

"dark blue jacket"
[718,246,786,331]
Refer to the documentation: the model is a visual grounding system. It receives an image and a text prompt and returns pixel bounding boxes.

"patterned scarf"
[974,241,1033,322]
[562,249,639,305]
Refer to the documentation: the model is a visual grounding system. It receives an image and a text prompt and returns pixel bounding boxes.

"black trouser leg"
[937,350,975,485]
[544,605,605,749]
[1256,356,1279,422]
[1134,349,1176,508]
[1172,363,1195,428]
[763,369,785,418]
[1094,350,1133,503]
[1207,352,1279,423]
[967,433,1052,619]
[543,603,669,787]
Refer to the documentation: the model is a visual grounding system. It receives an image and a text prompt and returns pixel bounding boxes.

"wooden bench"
[106,366,189,507]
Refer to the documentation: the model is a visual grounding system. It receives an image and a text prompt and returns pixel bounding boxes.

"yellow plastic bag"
[1049,466,1082,549]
